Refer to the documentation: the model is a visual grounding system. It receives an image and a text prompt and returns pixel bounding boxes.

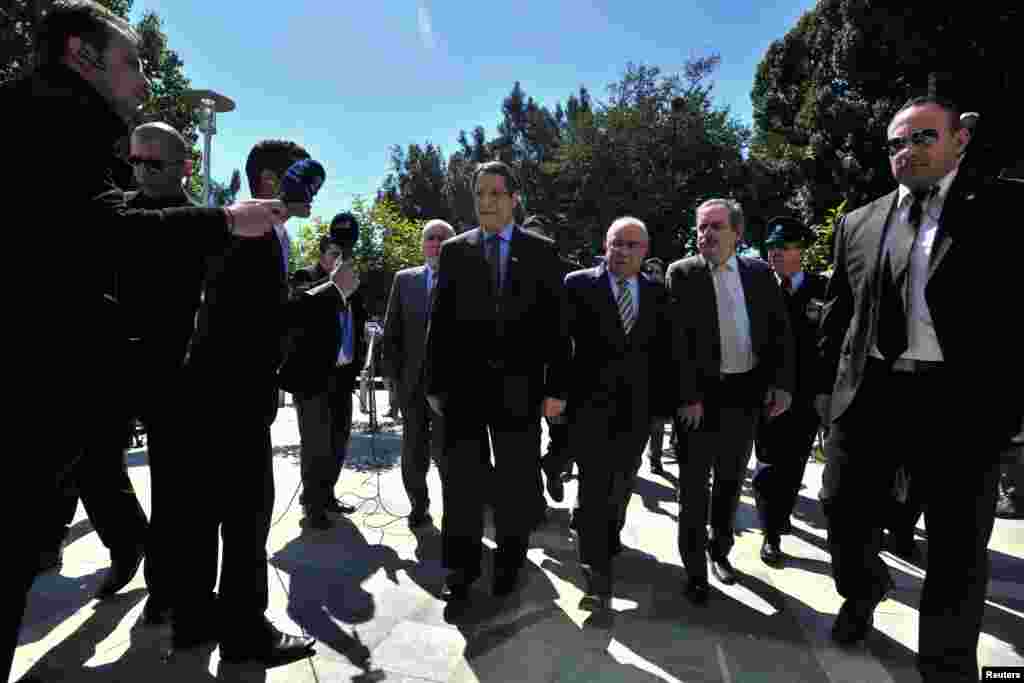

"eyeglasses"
[609,240,646,251]
[885,128,940,157]
[128,156,181,172]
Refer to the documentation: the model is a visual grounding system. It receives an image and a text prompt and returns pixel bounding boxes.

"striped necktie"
[617,277,635,335]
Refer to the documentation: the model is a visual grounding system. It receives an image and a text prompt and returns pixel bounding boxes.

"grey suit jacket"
[381,264,432,407]
[666,254,795,405]
[819,171,1024,448]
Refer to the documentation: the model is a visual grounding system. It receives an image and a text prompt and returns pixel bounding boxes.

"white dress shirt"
[870,165,959,362]
[710,255,756,374]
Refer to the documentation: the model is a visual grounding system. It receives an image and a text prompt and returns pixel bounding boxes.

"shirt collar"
[483,223,515,241]
[607,270,638,287]
[708,254,738,273]
[778,270,804,289]
[897,164,960,208]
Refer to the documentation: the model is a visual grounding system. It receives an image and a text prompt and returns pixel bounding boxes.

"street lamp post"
[181,89,236,207]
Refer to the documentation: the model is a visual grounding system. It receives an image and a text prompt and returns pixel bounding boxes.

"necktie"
[617,277,635,336]
[780,274,792,294]
[276,226,291,279]
[425,269,433,328]
[877,186,936,360]
[485,234,502,295]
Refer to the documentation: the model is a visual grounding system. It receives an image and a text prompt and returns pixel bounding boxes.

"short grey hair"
[131,122,189,160]
[421,219,455,241]
[697,198,744,235]
[607,216,649,241]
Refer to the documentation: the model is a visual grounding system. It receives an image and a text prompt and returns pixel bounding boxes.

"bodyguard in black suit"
[752,218,828,567]
[817,96,1023,681]
[425,162,569,600]
[668,199,794,605]
[381,219,456,529]
[287,213,367,530]
[561,217,680,610]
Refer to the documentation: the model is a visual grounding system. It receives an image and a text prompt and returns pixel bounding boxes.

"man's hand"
[225,199,287,237]
[331,258,361,299]
[678,401,703,431]
[814,393,832,424]
[543,397,566,418]
[764,388,792,419]
[427,394,444,416]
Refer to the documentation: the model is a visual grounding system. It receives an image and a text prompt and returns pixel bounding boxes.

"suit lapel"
[694,256,720,357]
[927,171,976,282]
[504,226,523,298]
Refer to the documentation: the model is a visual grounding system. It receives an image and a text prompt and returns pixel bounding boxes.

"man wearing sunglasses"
[817,95,1023,681]
[2,3,288,679]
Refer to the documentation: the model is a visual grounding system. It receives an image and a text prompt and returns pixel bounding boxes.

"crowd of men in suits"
[5,3,1021,683]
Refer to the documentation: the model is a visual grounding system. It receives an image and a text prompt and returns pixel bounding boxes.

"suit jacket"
[562,265,681,427]
[666,254,795,405]
[277,278,368,397]
[819,171,1024,448]
[425,226,569,419]
[290,263,328,294]
[381,265,432,407]
[779,272,830,402]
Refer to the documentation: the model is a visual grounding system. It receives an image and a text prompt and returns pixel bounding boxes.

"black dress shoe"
[220,628,315,665]
[684,579,710,606]
[760,538,783,566]
[95,547,144,599]
[831,597,879,646]
[441,571,478,601]
[326,499,357,515]
[708,554,738,585]
[545,468,565,502]
[408,510,433,529]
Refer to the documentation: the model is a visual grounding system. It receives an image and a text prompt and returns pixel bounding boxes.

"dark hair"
[244,140,309,197]
[329,212,360,250]
[318,235,341,255]
[473,160,520,194]
[35,0,135,70]
[892,95,962,132]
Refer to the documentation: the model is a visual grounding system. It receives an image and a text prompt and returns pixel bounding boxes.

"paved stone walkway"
[13,392,1023,682]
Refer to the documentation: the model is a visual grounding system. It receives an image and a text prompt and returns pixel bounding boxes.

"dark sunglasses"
[885,128,940,157]
[128,156,181,172]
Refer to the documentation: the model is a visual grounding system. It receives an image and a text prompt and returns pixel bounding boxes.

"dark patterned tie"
[617,277,635,336]
[485,233,502,295]
[781,274,792,294]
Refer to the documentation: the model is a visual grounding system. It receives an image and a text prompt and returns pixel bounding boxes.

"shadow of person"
[13,589,211,683]
[443,548,667,683]
[269,516,414,678]
[17,564,110,649]
[632,475,678,522]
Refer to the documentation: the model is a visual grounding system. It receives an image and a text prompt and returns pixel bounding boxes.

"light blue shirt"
[607,271,640,318]
[482,223,514,286]
[777,270,805,292]
[337,306,354,366]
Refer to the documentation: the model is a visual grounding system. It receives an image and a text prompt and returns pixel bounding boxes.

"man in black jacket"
[3,4,283,679]
[751,218,828,567]
[167,141,350,665]
[287,212,368,530]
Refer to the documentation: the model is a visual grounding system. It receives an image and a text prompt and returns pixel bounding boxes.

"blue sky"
[129,0,816,235]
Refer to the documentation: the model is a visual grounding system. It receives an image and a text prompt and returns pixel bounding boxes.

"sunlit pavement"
[14,391,1023,682]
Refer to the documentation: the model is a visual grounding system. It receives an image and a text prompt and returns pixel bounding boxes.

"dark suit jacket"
[381,265,432,407]
[562,265,681,426]
[277,278,368,397]
[290,263,328,294]
[819,171,1024,449]
[666,254,795,405]
[780,272,829,402]
[425,226,569,420]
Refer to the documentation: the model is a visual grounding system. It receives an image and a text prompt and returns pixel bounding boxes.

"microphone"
[280,159,326,204]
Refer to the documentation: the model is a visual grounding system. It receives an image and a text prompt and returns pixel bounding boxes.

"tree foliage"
[751,0,1022,232]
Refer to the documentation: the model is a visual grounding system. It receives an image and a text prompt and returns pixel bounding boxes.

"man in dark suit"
[288,212,367,529]
[425,161,569,601]
[167,141,348,665]
[751,217,828,567]
[382,219,455,529]
[817,96,1023,681]
[667,198,794,605]
[563,217,679,610]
